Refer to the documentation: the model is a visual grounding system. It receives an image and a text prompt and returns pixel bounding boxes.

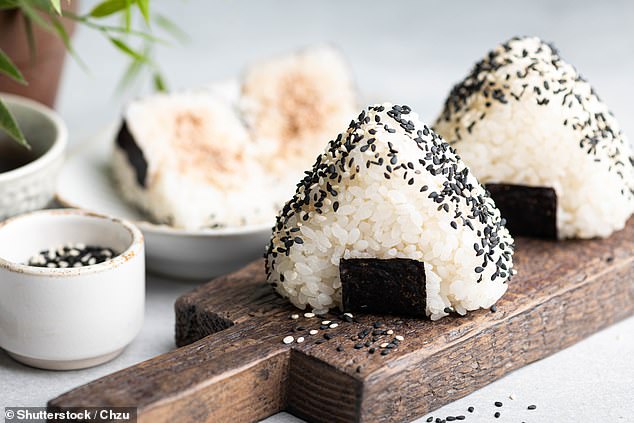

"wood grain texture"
[49,218,634,423]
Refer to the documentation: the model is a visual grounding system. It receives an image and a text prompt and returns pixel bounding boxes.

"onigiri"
[112,90,281,230]
[266,103,515,320]
[434,36,634,239]
[241,45,357,173]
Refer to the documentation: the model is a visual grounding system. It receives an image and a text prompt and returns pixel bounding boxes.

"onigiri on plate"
[242,45,358,172]
[434,36,634,239]
[266,103,515,320]
[112,46,357,231]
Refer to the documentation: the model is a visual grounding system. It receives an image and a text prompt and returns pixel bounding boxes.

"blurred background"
[1,0,633,419]
[58,0,634,145]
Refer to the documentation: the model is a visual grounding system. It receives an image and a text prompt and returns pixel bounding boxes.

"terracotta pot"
[0,4,78,108]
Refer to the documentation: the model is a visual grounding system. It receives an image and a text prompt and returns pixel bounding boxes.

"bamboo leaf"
[124,0,131,32]
[116,57,144,92]
[19,1,56,34]
[0,48,26,84]
[49,13,88,70]
[0,0,20,10]
[49,0,61,14]
[137,0,150,26]
[63,11,165,42]
[23,15,37,61]
[153,71,167,92]
[89,0,129,18]
[0,99,29,148]
[154,13,188,43]
[109,37,147,62]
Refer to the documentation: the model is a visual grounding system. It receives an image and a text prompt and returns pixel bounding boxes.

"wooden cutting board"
[49,218,634,423]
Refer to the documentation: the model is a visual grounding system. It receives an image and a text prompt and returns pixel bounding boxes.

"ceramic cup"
[0,93,67,220]
[0,209,145,370]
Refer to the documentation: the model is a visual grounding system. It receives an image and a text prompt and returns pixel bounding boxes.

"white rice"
[112,46,357,230]
[266,103,514,320]
[434,36,634,239]
[111,91,288,229]
[241,45,358,173]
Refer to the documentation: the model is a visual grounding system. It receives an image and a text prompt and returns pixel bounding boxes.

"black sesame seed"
[527,405,537,410]
[467,407,474,413]
[494,411,500,418]
[490,305,498,313]
[494,401,503,407]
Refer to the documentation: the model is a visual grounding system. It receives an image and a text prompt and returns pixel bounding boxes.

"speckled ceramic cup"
[0,93,67,220]
[0,209,145,370]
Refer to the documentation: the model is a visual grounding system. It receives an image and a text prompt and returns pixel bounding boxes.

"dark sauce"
[0,135,38,173]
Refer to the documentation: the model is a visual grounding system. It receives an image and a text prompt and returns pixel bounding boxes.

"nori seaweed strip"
[340,258,427,317]
[116,121,149,187]
[486,183,557,239]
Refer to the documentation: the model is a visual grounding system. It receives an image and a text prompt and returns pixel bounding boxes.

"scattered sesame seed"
[304,312,315,318]
[290,314,299,320]
[296,337,305,343]
[282,336,294,344]
[309,329,318,335]
[329,323,339,329]
[395,335,404,341]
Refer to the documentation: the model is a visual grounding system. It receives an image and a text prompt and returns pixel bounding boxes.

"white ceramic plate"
[56,125,272,280]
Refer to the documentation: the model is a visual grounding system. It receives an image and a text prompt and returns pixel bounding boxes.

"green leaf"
[0,1,20,11]
[153,71,167,92]
[63,11,165,43]
[23,15,37,61]
[116,57,144,92]
[137,0,150,26]
[124,0,131,31]
[109,37,147,62]
[89,0,129,18]
[49,13,88,70]
[49,0,61,14]
[0,98,29,148]
[0,48,26,84]
[19,1,56,33]
[154,13,188,43]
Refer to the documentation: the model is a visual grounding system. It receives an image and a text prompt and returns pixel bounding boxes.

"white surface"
[56,126,272,279]
[0,210,144,369]
[1,0,633,421]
